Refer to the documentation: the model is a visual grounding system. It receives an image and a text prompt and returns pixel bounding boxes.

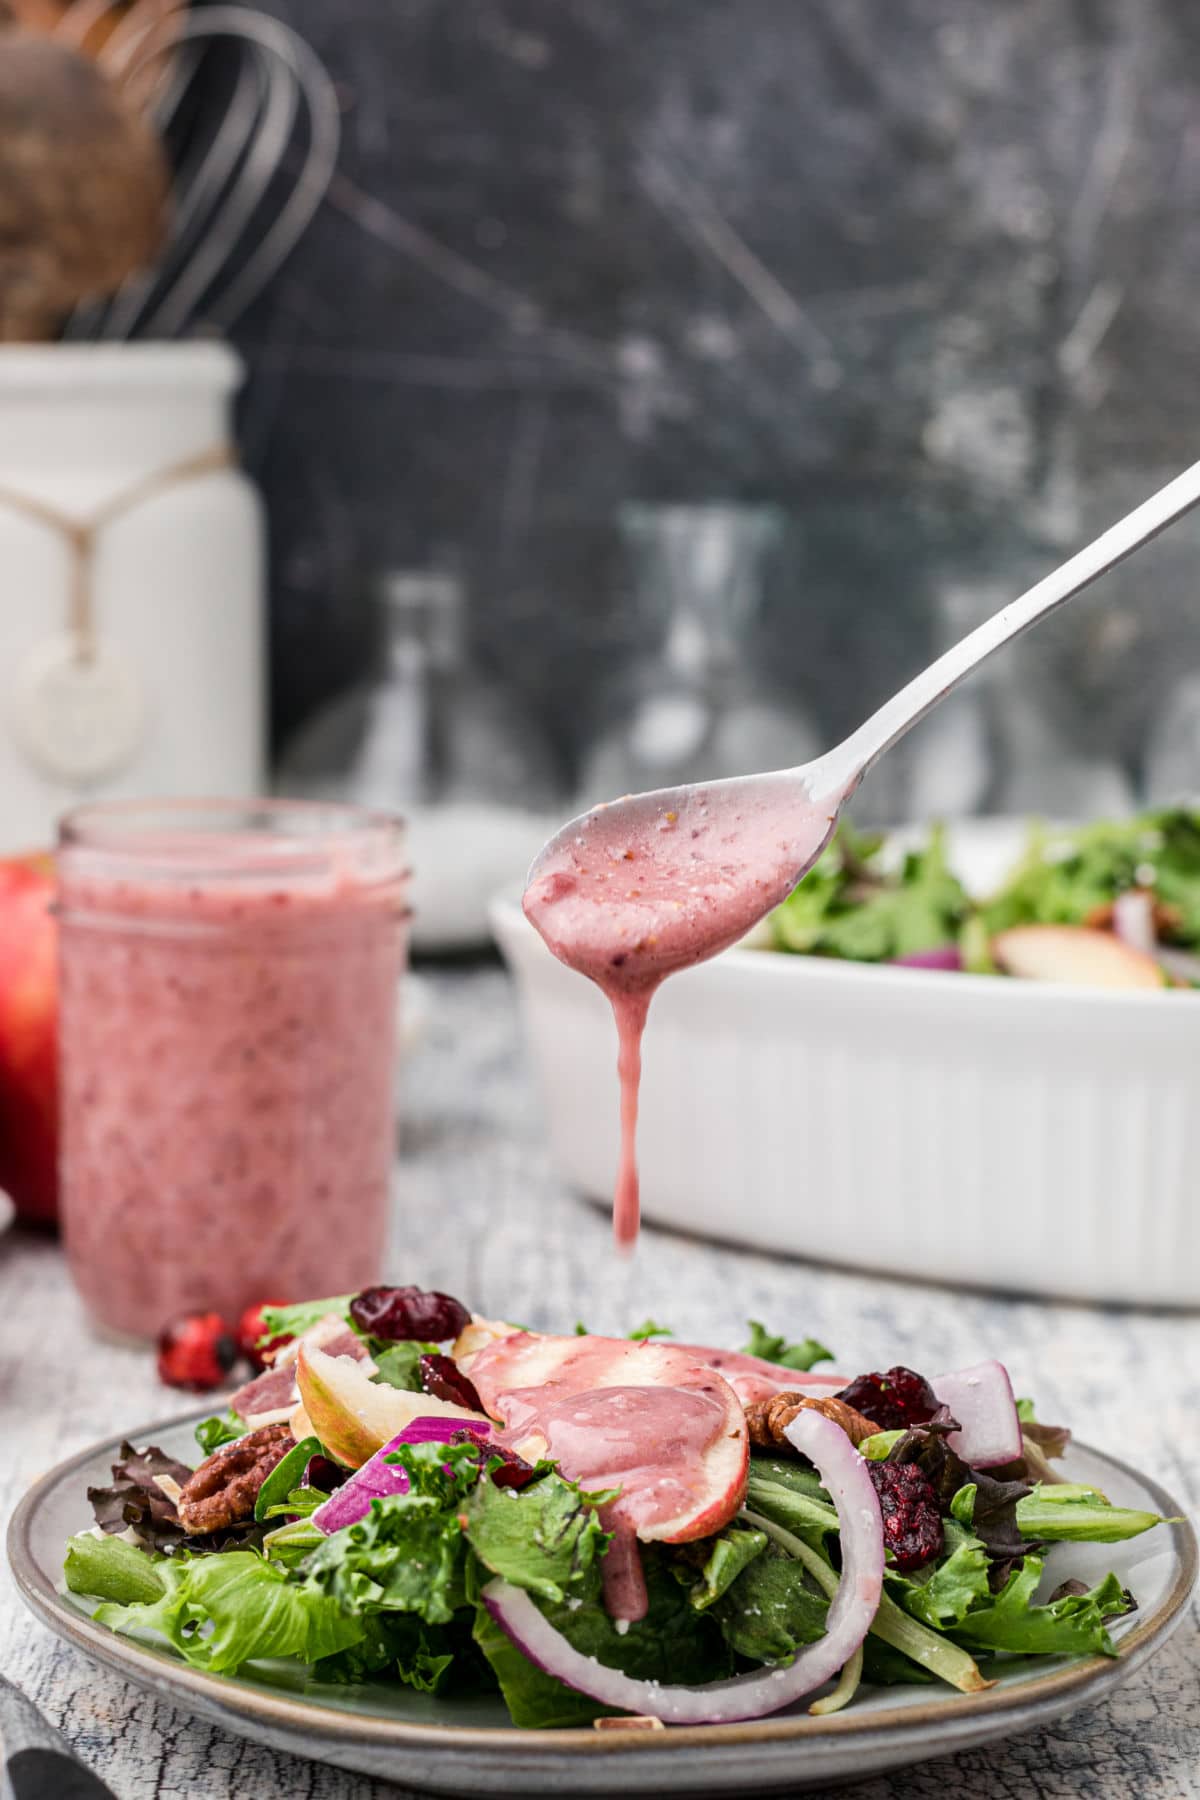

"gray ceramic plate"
[8,1410,1196,1797]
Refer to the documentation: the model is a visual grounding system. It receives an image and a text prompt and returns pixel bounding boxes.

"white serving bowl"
[490,822,1200,1307]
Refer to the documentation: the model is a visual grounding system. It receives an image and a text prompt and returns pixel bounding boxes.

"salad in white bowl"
[759,807,1200,988]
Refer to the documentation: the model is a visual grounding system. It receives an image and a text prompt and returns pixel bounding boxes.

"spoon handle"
[814,456,1200,797]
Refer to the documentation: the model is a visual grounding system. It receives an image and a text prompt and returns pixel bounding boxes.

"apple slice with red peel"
[670,1344,845,1407]
[465,1331,748,1544]
[991,925,1165,989]
[457,1324,843,1411]
[451,1314,522,1365]
[295,1342,488,1468]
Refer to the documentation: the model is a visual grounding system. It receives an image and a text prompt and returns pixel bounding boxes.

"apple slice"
[465,1331,748,1544]
[991,925,1165,989]
[295,1342,487,1468]
[457,1324,843,1409]
[451,1314,522,1365]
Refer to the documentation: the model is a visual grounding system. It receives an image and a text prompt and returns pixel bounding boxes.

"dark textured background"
[232,0,1200,795]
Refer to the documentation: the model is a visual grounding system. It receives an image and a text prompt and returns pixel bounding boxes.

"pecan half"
[746,1391,878,1450]
[176,1423,294,1534]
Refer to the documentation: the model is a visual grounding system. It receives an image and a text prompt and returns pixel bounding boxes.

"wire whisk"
[57,0,339,340]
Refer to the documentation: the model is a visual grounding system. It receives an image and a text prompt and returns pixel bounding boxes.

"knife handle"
[0,1674,119,1800]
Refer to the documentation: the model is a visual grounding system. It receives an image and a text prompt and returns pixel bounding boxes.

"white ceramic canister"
[0,341,265,850]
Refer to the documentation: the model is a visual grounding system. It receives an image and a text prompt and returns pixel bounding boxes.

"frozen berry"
[349,1284,470,1343]
[236,1299,292,1372]
[868,1460,944,1572]
[157,1312,238,1392]
[419,1352,483,1412]
[836,1366,939,1432]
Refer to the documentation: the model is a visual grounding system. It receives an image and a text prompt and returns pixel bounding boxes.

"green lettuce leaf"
[1015,1492,1172,1543]
[465,1468,612,1604]
[259,1296,357,1340]
[948,1557,1133,1658]
[311,1612,479,1693]
[262,1511,326,1568]
[887,1538,992,1630]
[770,824,968,963]
[77,1546,362,1674]
[65,1532,167,1607]
[371,1342,440,1391]
[741,1322,834,1370]
[626,1319,674,1341]
[744,1462,839,1550]
[301,1440,481,1626]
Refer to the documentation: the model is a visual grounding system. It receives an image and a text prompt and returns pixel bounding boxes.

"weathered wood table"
[2,967,1197,1799]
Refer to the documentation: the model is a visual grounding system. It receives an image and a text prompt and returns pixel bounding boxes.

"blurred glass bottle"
[279,569,561,950]
[902,576,1133,824]
[579,503,818,804]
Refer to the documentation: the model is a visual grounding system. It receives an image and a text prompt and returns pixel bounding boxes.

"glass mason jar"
[57,799,408,1340]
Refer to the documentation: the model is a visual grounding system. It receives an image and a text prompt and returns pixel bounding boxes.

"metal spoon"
[531,457,1200,922]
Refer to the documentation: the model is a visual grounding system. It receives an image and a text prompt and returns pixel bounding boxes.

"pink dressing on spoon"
[523,774,839,1246]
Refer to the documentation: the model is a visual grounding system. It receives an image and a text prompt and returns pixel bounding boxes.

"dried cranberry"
[302,1454,344,1494]
[349,1285,470,1343]
[451,1430,538,1491]
[236,1299,292,1372]
[419,1352,484,1412]
[157,1312,238,1392]
[836,1366,939,1432]
[867,1460,944,1572]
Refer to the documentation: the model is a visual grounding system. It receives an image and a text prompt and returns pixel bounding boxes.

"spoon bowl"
[524,768,841,993]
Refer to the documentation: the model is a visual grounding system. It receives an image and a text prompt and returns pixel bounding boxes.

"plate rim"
[9,1405,1197,1763]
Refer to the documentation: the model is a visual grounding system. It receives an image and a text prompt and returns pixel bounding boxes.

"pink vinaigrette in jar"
[57,799,408,1340]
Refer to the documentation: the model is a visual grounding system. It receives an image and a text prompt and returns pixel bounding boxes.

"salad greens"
[769,823,968,962]
[978,810,1200,941]
[741,1321,834,1371]
[64,1311,1178,1727]
[765,807,1200,971]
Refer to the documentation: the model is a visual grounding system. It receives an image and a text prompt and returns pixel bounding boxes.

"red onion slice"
[932,1361,1021,1468]
[481,1407,883,1724]
[313,1418,490,1532]
[890,945,963,971]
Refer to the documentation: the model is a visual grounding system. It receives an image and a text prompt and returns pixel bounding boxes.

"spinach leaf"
[710,1544,829,1663]
[473,1549,733,1728]
[194,1412,245,1456]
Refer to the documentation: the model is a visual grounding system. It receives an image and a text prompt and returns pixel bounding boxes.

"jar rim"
[0,341,244,396]
[59,796,408,890]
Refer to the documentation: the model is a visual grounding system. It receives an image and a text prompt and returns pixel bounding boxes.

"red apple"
[0,853,58,1225]
[463,1332,749,1544]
